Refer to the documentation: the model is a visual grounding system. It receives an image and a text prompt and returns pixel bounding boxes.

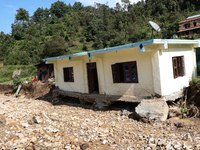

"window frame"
[111,61,138,83]
[172,56,185,79]
[63,67,74,82]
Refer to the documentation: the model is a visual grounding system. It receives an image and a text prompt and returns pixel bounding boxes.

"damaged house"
[43,39,200,108]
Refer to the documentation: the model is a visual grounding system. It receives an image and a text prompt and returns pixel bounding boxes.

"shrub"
[82,43,88,51]
[13,76,23,90]
[189,77,200,86]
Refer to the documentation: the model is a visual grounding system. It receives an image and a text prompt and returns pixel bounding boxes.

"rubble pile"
[0,94,200,150]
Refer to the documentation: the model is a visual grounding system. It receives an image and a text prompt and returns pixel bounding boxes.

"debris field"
[0,94,200,150]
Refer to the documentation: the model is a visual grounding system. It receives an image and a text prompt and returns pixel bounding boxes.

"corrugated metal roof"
[179,16,200,24]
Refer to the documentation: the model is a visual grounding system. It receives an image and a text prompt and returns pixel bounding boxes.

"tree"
[50,1,70,18]
[32,7,49,22]
[15,8,29,23]
[72,2,84,12]
[11,23,24,40]
[42,35,68,58]
[60,29,65,37]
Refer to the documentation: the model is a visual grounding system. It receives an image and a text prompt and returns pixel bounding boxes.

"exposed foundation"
[53,89,152,109]
[52,89,184,109]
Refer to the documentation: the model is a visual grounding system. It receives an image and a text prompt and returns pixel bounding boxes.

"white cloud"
[78,0,141,8]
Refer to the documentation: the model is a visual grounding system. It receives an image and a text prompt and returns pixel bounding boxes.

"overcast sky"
[0,0,141,34]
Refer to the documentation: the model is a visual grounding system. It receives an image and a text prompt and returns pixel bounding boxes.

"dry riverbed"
[0,94,200,150]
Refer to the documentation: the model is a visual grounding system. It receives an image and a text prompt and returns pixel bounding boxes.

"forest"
[0,0,200,65]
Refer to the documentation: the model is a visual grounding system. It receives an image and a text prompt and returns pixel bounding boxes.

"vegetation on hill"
[0,0,200,65]
[0,65,37,83]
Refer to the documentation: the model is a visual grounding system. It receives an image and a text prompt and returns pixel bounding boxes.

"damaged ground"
[0,81,200,150]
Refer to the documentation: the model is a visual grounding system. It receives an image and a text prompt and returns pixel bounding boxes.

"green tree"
[50,1,70,18]
[15,8,29,23]
[32,7,49,22]
[11,23,24,40]
[42,35,68,58]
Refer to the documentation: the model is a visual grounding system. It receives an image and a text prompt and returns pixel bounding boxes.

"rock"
[174,143,182,149]
[101,140,107,145]
[80,143,89,150]
[121,108,131,116]
[0,114,6,126]
[135,100,169,121]
[148,143,156,148]
[168,106,181,118]
[182,133,192,141]
[157,140,166,146]
[31,136,37,143]
[32,116,44,124]
[175,122,183,128]
[25,146,35,150]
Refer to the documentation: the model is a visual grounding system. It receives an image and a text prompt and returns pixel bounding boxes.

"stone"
[168,106,181,118]
[182,133,192,142]
[31,136,37,143]
[157,140,166,146]
[32,116,44,124]
[25,146,35,150]
[0,114,6,126]
[80,143,89,150]
[174,143,181,149]
[101,140,107,145]
[135,100,169,121]
[149,143,156,148]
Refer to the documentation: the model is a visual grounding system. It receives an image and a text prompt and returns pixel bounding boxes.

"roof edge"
[43,39,200,62]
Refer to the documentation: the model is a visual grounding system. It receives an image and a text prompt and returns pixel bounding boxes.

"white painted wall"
[48,43,197,98]
[102,47,154,97]
[158,44,196,96]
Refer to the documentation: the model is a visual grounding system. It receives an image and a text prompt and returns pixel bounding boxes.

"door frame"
[86,62,99,94]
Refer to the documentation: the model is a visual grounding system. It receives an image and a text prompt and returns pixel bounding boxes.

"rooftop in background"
[179,15,200,24]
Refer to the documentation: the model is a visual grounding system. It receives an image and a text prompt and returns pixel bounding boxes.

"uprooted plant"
[13,75,23,91]
[177,88,200,118]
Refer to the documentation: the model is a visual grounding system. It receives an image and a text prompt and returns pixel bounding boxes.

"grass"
[0,65,37,84]
[0,76,33,84]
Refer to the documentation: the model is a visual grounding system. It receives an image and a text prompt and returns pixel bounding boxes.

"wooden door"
[87,62,99,94]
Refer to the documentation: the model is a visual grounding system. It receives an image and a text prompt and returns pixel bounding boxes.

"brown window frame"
[111,61,138,83]
[63,67,74,82]
[172,56,185,79]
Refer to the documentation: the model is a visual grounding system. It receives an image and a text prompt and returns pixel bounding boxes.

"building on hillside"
[35,62,54,81]
[178,14,200,37]
[43,39,200,107]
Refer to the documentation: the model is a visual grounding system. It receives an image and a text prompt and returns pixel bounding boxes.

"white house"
[44,39,200,103]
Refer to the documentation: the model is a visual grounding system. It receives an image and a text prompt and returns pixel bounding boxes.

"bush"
[189,77,200,86]
[82,43,88,51]
[13,76,23,90]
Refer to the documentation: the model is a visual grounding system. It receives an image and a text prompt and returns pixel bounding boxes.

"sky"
[0,0,141,34]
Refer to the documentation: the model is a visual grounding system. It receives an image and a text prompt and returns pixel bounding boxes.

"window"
[172,56,185,79]
[194,22,197,27]
[111,61,138,83]
[184,23,190,29]
[63,67,74,82]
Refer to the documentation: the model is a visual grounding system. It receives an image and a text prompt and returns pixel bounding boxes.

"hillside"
[1,0,200,65]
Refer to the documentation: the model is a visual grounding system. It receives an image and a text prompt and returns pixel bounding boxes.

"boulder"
[135,100,169,121]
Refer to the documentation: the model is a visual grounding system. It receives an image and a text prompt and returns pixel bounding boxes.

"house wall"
[52,47,155,98]
[55,58,86,93]
[51,43,197,98]
[101,47,154,97]
[158,44,196,96]
[37,64,54,81]
[179,19,200,31]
